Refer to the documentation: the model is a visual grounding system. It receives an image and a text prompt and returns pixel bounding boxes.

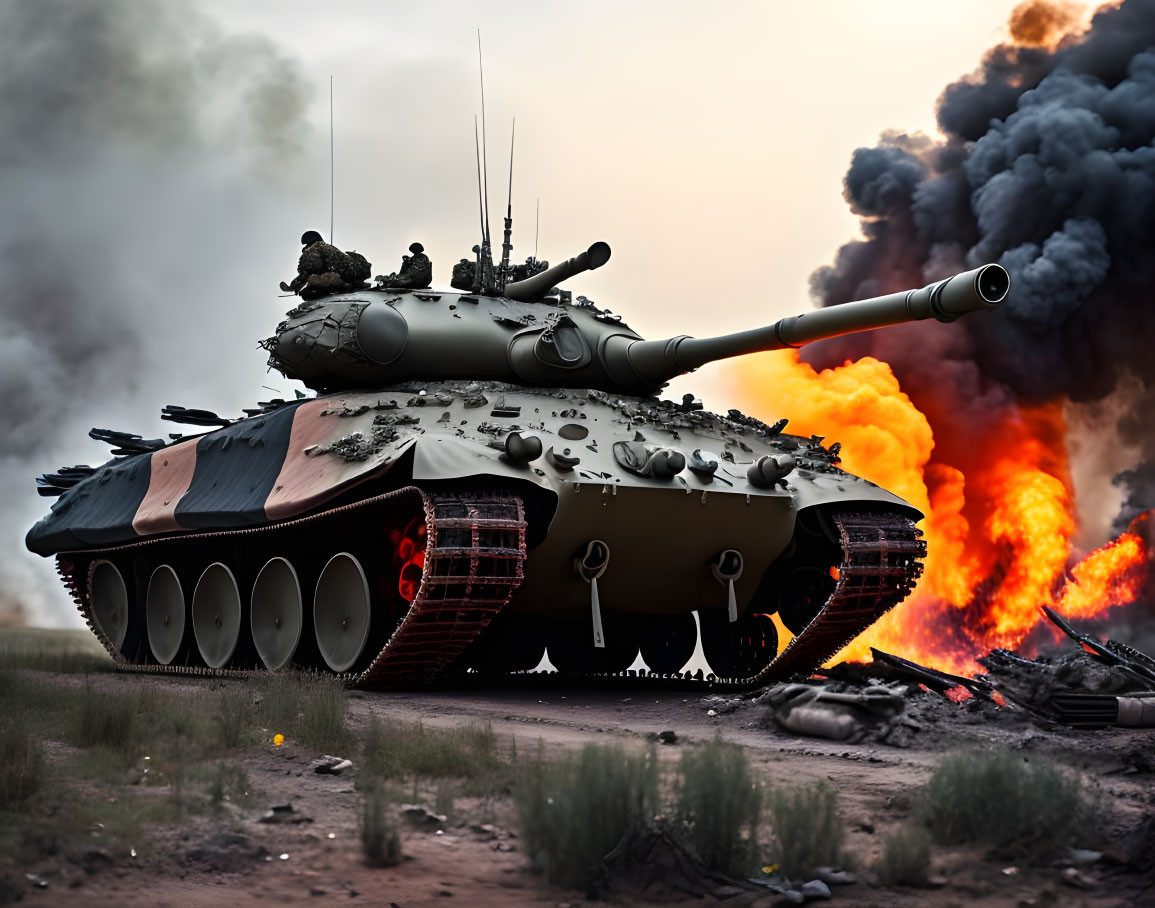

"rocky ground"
[1,636,1154,906]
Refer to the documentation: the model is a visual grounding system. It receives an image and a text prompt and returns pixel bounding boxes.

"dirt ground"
[5,668,1155,908]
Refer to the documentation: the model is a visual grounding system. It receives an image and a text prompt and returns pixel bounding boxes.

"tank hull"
[30,383,924,687]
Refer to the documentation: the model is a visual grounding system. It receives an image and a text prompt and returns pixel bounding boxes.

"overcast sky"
[8,0,1029,627]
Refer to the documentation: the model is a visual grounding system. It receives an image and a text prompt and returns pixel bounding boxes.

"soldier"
[280,230,372,300]
[509,255,548,283]
[375,242,433,289]
[451,258,476,291]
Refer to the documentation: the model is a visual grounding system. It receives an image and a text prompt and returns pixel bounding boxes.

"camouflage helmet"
[301,230,324,246]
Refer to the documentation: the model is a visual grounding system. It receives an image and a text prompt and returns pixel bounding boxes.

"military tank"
[27,233,1009,689]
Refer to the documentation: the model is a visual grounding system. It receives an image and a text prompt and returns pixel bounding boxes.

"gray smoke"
[804,0,1155,534]
[0,0,311,625]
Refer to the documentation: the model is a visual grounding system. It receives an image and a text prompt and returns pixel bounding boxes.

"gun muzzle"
[773,264,1010,347]
[504,242,611,301]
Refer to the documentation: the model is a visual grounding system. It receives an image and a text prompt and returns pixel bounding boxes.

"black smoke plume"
[0,0,311,625]
[805,0,1155,533]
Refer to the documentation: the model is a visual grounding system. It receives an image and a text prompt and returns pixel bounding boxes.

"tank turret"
[266,253,1010,394]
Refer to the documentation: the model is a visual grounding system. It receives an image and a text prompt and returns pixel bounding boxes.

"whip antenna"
[500,118,515,281]
[477,29,491,245]
[535,198,540,260]
[329,75,335,244]
[474,116,486,238]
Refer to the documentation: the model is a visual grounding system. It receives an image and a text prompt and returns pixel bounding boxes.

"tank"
[26,240,1010,689]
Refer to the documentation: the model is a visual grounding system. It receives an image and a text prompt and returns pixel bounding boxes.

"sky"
[4,0,1031,627]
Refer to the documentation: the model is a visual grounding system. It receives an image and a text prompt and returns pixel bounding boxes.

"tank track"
[58,487,527,688]
[59,501,921,690]
[747,510,925,687]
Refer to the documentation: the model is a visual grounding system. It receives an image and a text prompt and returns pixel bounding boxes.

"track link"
[749,510,925,686]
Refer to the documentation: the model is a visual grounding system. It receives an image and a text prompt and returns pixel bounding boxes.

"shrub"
[674,738,762,875]
[0,721,44,809]
[361,785,402,866]
[916,752,1094,858]
[876,824,931,886]
[515,743,658,888]
[361,715,500,780]
[767,781,846,878]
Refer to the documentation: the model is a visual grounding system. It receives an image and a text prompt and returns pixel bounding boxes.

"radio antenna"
[474,117,486,238]
[477,30,491,246]
[329,75,334,244]
[500,118,515,282]
[535,198,540,261]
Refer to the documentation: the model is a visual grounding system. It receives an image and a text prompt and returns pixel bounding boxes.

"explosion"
[728,0,1155,669]
[731,352,1147,673]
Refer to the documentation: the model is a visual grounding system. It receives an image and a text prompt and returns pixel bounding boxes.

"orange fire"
[728,350,1149,674]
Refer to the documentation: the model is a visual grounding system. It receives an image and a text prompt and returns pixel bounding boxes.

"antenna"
[474,117,486,238]
[329,75,334,245]
[535,198,540,261]
[477,29,491,245]
[500,118,515,282]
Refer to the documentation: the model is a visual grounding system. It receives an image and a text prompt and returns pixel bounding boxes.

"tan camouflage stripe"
[131,438,199,536]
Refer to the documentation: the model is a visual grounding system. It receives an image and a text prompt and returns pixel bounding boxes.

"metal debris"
[400,804,446,829]
[161,405,233,427]
[311,755,353,774]
[259,803,311,825]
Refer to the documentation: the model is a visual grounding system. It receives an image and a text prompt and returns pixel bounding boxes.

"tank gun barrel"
[504,241,612,300]
[625,264,1010,388]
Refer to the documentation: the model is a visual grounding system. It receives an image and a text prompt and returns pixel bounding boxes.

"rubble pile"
[978,607,1155,729]
[759,681,923,746]
[748,607,1155,744]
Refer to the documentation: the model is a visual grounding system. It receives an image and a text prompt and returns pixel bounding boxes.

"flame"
[728,351,1149,673]
[1057,530,1145,619]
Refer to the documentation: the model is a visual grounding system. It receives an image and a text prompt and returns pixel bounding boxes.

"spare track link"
[57,486,527,688]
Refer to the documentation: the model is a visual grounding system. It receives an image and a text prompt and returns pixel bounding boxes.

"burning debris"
[756,606,1155,745]
[979,607,1155,728]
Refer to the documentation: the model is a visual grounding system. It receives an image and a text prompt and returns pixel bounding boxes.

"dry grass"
[0,627,114,674]
[257,672,351,752]
[0,720,44,808]
[360,714,501,781]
